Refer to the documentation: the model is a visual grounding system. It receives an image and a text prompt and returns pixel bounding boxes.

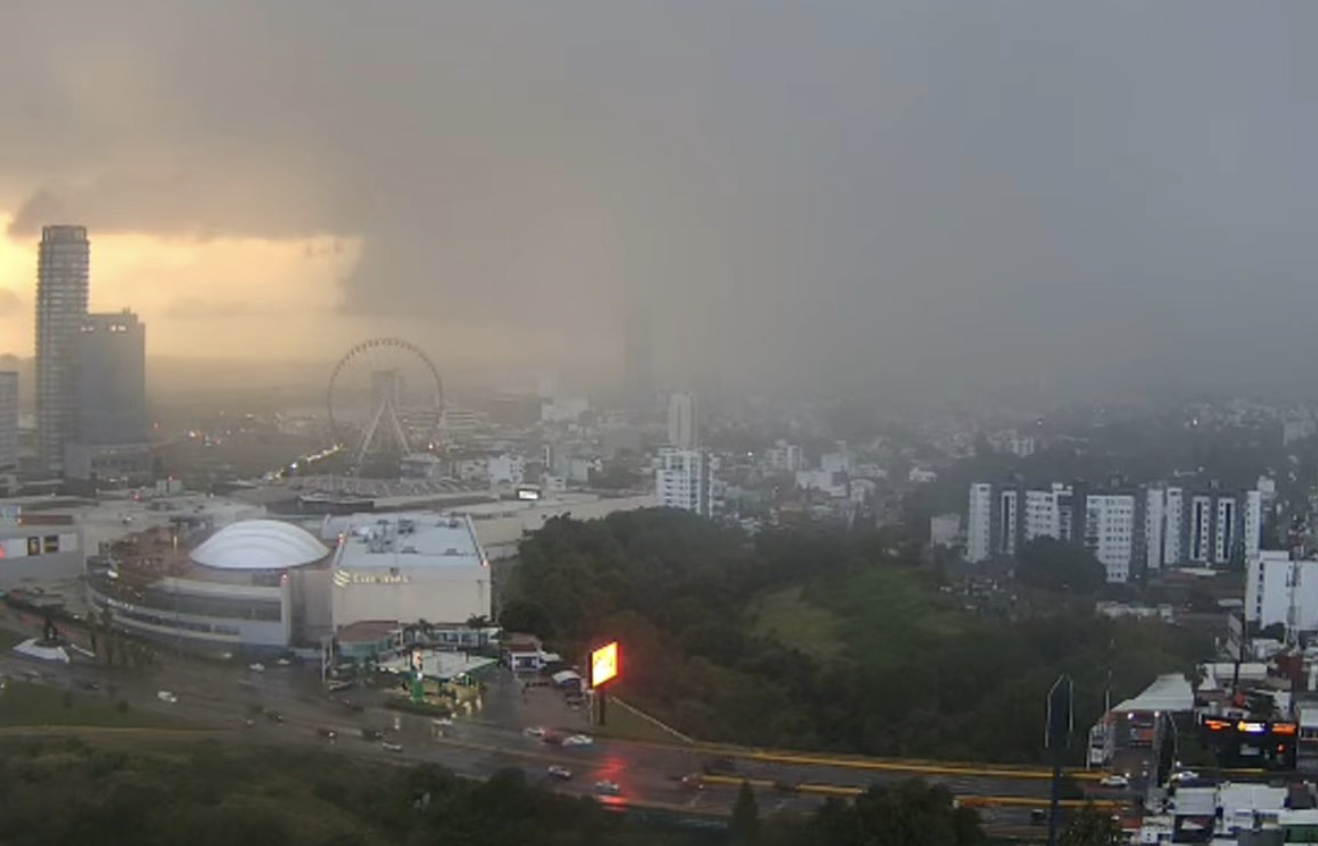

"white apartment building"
[486,454,525,486]
[966,482,993,563]
[1084,494,1136,583]
[666,392,697,449]
[765,441,805,474]
[656,448,713,518]
[1247,550,1318,632]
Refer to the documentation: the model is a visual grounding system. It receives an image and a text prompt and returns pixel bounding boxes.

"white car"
[547,765,573,780]
[523,726,547,738]
[1171,770,1199,783]
[563,734,594,747]
[157,690,178,704]
[433,717,454,727]
[1099,774,1129,789]
[381,741,404,753]
[248,663,266,673]
[593,780,621,796]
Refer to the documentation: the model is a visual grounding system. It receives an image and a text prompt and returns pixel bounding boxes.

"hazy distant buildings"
[666,392,697,449]
[967,480,1264,582]
[35,225,90,475]
[0,372,17,494]
[656,448,713,518]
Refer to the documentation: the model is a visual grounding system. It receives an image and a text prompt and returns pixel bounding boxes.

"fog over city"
[1,1,1316,399]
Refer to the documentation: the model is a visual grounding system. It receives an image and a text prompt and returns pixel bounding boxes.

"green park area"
[0,681,191,730]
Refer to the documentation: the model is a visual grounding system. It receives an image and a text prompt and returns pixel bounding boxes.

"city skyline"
[2,2,1318,402]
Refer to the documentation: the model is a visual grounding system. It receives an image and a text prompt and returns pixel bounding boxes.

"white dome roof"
[190,519,329,571]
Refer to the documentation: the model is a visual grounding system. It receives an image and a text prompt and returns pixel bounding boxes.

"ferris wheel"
[327,338,444,471]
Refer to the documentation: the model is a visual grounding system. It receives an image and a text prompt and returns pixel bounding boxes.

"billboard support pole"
[1045,673,1074,846]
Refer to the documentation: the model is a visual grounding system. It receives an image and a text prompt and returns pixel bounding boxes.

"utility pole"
[1045,673,1074,846]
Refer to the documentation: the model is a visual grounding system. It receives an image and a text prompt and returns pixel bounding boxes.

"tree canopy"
[1015,538,1107,595]
[508,510,1210,764]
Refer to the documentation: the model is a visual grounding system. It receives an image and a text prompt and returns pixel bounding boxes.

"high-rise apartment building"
[666,392,697,449]
[966,480,1264,583]
[656,448,713,518]
[0,371,17,494]
[35,225,90,475]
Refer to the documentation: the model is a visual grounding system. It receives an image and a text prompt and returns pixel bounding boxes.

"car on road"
[546,765,573,780]
[316,728,338,742]
[702,757,737,775]
[79,680,100,692]
[360,728,384,741]
[264,709,285,723]
[562,734,593,747]
[327,680,354,693]
[242,718,255,728]
[276,657,292,666]
[678,774,705,792]
[523,726,547,738]
[593,780,621,796]
[432,717,453,727]
[1099,774,1130,789]
[248,663,265,673]
[157,690,178,704]
[1170,770,1200,784]
[381,742,404,753]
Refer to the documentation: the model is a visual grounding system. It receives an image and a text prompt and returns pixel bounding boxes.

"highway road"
[0,645,1116,830]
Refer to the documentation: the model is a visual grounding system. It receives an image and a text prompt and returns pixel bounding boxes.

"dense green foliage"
[762,781,984,846]
[508,510,1210,764]
[0,738,692,846]
[1016,539,1106,594]
[0,738,983,846]
[1058,804,1124,846]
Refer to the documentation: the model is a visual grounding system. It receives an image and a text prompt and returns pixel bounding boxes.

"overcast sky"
[0,1,1314,398]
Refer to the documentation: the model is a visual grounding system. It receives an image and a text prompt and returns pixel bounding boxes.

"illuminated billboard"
[590,641,619,688]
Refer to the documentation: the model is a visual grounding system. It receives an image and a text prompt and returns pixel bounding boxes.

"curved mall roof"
[190,519,329,571]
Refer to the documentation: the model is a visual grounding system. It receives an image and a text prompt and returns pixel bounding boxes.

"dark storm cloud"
[2,0,1316,396]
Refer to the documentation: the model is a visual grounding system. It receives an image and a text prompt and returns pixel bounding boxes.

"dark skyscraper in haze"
[35,225,90,475]
[76,311,147,445]
[64,310,152,489]
[624,306,654,409]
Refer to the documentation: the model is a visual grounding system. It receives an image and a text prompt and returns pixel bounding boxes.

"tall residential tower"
[35,225,90,475]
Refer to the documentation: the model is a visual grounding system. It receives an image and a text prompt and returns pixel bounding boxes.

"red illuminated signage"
[590,641,619,688]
